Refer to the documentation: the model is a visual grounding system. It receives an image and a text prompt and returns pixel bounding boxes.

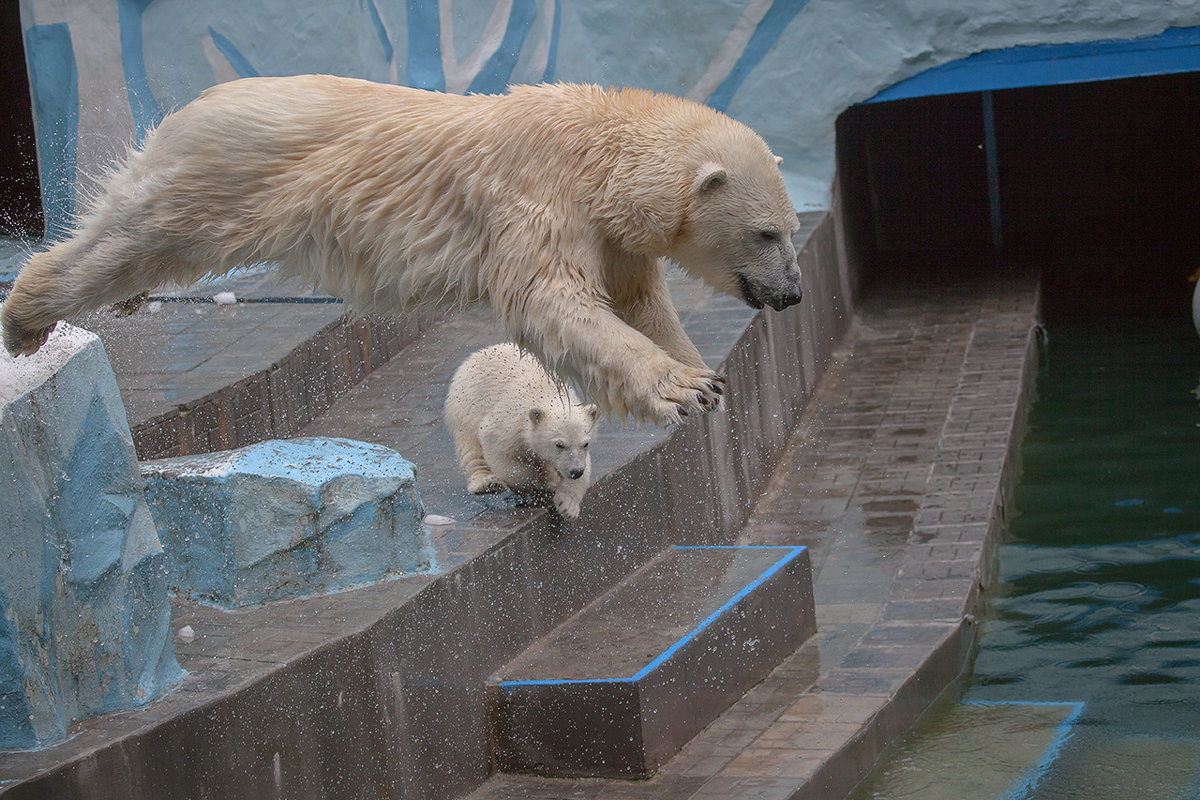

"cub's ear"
[774,155,784,166]
[528,408,544,426]
[584,404,600,425]
[695,162,727,193]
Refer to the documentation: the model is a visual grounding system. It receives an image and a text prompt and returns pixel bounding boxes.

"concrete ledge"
[489,546,816,778]
[131,311,439,460]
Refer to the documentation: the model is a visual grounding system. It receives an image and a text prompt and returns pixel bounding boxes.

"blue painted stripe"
[707,0,811,113]
[868,25,1200,104]
[672,545,805,550]
[365,0,394,65]
[405,0,444,91]
[962,699,1085,800]
[116,0,162,143]
[541,0,562,83]
[23,23,78,241]
[467,0,539,94]
[207,27,259,79]
[497,545,807,689]
[630,545,806,681]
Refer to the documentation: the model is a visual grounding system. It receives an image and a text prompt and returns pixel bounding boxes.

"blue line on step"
[961,699,1086,800]
[497,545,807,691]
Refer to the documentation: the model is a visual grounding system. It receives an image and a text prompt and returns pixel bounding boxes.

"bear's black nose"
[767,288,803,311]
[568,468,584,480]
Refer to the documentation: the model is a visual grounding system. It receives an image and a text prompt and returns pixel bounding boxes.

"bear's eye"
[759,229,783,243]
[582,442,589,448]
[555,442,566,449]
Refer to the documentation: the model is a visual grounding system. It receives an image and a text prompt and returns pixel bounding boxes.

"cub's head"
[668,124,803,312]
[528,403,600,481]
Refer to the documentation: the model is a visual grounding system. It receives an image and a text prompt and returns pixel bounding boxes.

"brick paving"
[464,272,1040,799]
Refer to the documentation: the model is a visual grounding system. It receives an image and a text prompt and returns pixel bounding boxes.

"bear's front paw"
[553,492,581,520]
[467,474,508,495]
[646,366,726,426]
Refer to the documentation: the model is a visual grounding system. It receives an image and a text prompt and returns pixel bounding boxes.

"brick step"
[487,545,816,779]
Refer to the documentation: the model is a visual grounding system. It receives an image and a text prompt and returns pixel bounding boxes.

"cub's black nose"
[568,468,585,480]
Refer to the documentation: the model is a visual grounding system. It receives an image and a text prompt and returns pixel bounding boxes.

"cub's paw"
[645,366,726,426]
[553,492,581,520]
[467,473,508,495]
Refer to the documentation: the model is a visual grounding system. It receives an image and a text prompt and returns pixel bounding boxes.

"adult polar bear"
[2,76,803,425]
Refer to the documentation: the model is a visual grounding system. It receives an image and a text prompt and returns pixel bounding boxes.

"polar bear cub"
[445,343,599,520]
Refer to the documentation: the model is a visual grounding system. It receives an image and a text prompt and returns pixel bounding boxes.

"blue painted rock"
[140,437,431,609]
[0,322,181,749]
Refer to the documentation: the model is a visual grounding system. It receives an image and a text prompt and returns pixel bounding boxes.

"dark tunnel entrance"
[0,2,42,239]
[835,70,1200,320]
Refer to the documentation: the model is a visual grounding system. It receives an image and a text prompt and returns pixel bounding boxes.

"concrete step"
[487,545,816,779]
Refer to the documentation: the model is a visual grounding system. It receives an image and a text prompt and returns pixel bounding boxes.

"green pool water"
[850,315,1200,799]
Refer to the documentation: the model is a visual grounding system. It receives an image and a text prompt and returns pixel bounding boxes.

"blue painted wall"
[13,0,1200,230]
[22,22,76,240]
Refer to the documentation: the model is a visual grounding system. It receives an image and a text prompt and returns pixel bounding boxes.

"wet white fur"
[2,76,799,425]
[444,343,599,520]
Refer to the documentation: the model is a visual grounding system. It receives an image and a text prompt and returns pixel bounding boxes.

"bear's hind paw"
[2,319,55,357]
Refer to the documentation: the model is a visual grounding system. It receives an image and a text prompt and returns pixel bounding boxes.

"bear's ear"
[774,155,784,166]
[528,408,544,426]
[695,162,727,193]
[584,404,600,424]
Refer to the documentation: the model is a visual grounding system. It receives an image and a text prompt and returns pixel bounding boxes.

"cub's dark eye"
[555,442,566,449]
[759,229,783,243]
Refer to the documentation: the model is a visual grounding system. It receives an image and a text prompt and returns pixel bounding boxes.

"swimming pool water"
[850,315,1200,799]
[972,316,1200,721]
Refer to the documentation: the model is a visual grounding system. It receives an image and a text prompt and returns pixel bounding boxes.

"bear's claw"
[645,365,725,426]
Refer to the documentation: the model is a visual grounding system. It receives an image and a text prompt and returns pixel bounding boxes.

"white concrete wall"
[15,0,1200,231]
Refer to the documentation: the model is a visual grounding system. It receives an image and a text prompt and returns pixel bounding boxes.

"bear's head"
[668,127,804,313]
[527,403,600,481]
